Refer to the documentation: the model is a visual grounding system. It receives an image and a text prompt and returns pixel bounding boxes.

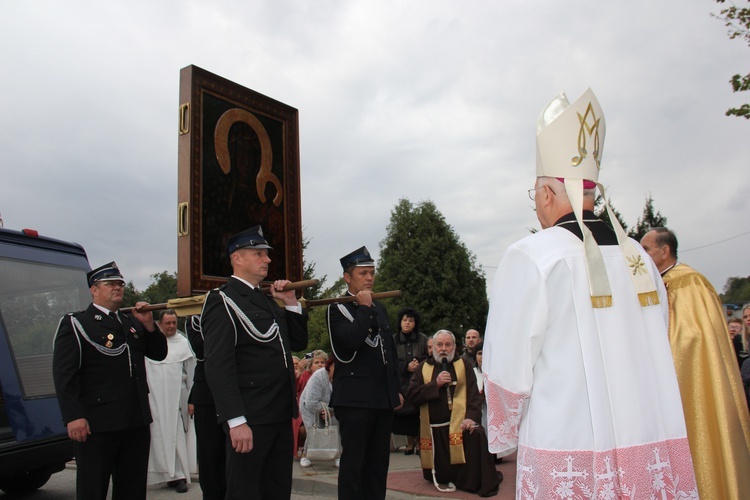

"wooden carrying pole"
[120,279,320,317]
[301,290,401,309]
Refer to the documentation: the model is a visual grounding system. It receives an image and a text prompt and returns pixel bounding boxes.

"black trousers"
[73,425,150,500]
[194,403,227,500]
[335,407,393,500]
[224,420,293,500]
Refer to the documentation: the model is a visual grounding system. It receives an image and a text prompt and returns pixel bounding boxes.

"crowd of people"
[50,87,750,500]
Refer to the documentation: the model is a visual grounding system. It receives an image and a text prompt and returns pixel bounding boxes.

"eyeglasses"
[527,188,538,201]
[98,281,125,289]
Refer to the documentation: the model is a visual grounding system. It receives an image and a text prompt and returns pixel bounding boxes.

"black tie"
[109,311,121,323]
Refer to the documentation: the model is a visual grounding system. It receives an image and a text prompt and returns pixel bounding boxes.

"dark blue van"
[0,227,90,494]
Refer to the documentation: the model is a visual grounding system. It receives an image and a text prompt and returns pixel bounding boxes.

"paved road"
[0,449,509,499]
[0,465,338,500]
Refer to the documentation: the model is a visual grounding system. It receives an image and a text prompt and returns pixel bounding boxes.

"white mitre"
[536,88,659,308]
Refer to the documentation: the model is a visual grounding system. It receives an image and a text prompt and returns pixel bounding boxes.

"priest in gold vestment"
[642,227,750,499]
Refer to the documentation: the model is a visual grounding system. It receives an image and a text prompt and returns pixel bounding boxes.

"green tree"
[713,0,750,119]
[627,195,668,241]
[295,232,335,355]
[142,271,178,305]
[376,199,488,338]
[122,280,143,308]
[594,195,628,233]
[721,276,750,304]
[301,277,348,355]
[301,232,326,301]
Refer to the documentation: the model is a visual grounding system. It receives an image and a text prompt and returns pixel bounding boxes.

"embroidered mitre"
[536,88,659,308]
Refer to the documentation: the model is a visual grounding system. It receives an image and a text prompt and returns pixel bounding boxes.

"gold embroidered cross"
[627,255,647,276]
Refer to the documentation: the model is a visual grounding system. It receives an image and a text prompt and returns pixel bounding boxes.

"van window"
[0,257,90,398]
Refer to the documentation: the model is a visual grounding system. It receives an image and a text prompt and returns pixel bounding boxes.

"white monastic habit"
[483,230,697,499]
[146,332,198,485]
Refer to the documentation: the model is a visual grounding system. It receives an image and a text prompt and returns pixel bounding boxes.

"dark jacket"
[186,315,214,406]
[201,277,308,425]
[52,303,168,432]
[393,330,429,415]
[327,297,401,409]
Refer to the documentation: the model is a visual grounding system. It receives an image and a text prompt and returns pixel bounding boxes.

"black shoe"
[173,479,188,493]
[404,448,415,455]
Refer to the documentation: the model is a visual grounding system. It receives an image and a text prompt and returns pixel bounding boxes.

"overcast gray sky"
[1,0,748,298]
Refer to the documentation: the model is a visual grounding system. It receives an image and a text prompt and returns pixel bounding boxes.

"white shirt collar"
[93,303,116,315]
[232,275,261,290]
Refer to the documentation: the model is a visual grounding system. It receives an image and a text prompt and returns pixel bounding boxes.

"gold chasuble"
[664,263,750,499]
[419,360,467,469]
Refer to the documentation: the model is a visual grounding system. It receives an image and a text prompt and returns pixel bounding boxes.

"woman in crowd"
[295,350,328,458]
[729,318,747,370]
[299,356,338,468]
[392,307,429,455]
[292,356,304,458]
[473,341,486,430]
[298,351,327,395]
[741,306,750,410]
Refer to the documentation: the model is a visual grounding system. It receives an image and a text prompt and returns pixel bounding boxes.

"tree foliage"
[121,271,178,308]
[301,233,326,301]
[594,195,629,233]
[142,271,178,304]
[713,0,750,119]
[297,233,334,355]
[627,195,668,241]
[122,280,143,308]
[721,276,750,304]
[376,199,488,338]
[302,277,348,355]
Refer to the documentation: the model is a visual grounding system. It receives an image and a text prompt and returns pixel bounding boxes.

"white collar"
[93,303,116,315]
[232,275,262,291]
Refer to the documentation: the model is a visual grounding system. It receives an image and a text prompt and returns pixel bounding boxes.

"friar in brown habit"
[406,330,502,497]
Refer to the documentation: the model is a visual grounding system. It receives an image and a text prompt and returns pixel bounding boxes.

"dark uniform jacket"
[52,304,168,433]
[327,297,401,409]
[186,316,214,406]
[201,277,308,425]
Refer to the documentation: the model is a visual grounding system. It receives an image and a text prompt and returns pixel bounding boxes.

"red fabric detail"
[515,439,697,499]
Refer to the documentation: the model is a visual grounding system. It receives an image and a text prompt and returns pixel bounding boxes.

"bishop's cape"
[483,226,698,499]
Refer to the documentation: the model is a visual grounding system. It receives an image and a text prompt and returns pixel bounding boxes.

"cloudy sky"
[1,0,748,297]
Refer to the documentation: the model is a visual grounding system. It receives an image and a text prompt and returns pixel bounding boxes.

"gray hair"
[433,329,456,343]
[537,176,596,200]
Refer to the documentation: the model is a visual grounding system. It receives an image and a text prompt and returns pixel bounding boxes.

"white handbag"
[305,404,340,461]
